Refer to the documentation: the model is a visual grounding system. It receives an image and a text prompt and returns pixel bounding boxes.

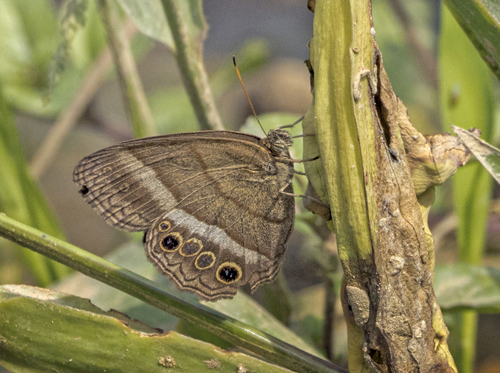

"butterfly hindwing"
[145,210,284,300]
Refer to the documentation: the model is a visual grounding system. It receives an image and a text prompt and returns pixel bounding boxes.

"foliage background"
[0,0,499,372]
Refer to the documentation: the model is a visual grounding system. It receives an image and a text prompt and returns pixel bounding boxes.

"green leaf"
[440,3,495,267]
[444,0,500,81]
[451,125,500,185]
[67,0,107,68]
[50,0,107,78]
[435,264,500,313]
[0,0,108,117]
[49,0,88,85]
[44,0,108,116]
[0,0,60,115]
[116,0,206,53]
[439,5,495,371]
[115,0,174,48]
[0,83,69,285]
[0,285,294,373]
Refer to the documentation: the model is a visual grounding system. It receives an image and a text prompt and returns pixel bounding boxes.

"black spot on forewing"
[79,185,89,195]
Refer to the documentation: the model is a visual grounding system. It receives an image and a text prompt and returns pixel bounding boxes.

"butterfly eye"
[265,162,277,175]
[216,262,243,284]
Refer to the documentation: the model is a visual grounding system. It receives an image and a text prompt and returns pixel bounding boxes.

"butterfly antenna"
[233,56,266,135]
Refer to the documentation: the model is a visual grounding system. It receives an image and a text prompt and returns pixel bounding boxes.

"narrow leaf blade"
[452,125,500,185]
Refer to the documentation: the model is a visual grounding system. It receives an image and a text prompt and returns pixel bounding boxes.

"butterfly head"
[265,128,293,158]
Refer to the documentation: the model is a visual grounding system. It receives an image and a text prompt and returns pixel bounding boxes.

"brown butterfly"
[73,129,296,301]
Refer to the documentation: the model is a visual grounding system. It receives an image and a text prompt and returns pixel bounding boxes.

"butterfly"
[74,128,296,301]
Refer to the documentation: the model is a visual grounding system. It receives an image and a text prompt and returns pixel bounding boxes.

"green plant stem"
[97,0,156,138]
[159,0,223,131]
[460,310,478,372]
[0,213,347,373]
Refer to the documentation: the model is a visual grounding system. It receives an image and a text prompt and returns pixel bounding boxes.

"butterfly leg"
[279,116,304,129]
[275,155,320,163]
[278,116,316,140]
[298,156,320,163]
[279,182,329,207]
[292,133,315,139]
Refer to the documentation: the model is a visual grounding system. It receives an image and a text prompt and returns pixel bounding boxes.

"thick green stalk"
[306,0,457,370]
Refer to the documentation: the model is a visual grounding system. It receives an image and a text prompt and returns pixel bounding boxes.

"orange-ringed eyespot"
[160,232,182,252]
[179,238,203,257]
[158,221,171,232]
[216,262,242,284]
[195,252,216,270]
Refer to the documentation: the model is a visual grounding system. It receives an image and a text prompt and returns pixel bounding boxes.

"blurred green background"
[0,0,499,371]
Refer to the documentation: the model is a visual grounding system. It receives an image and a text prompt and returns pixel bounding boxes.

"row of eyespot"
[157,220,243,284]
